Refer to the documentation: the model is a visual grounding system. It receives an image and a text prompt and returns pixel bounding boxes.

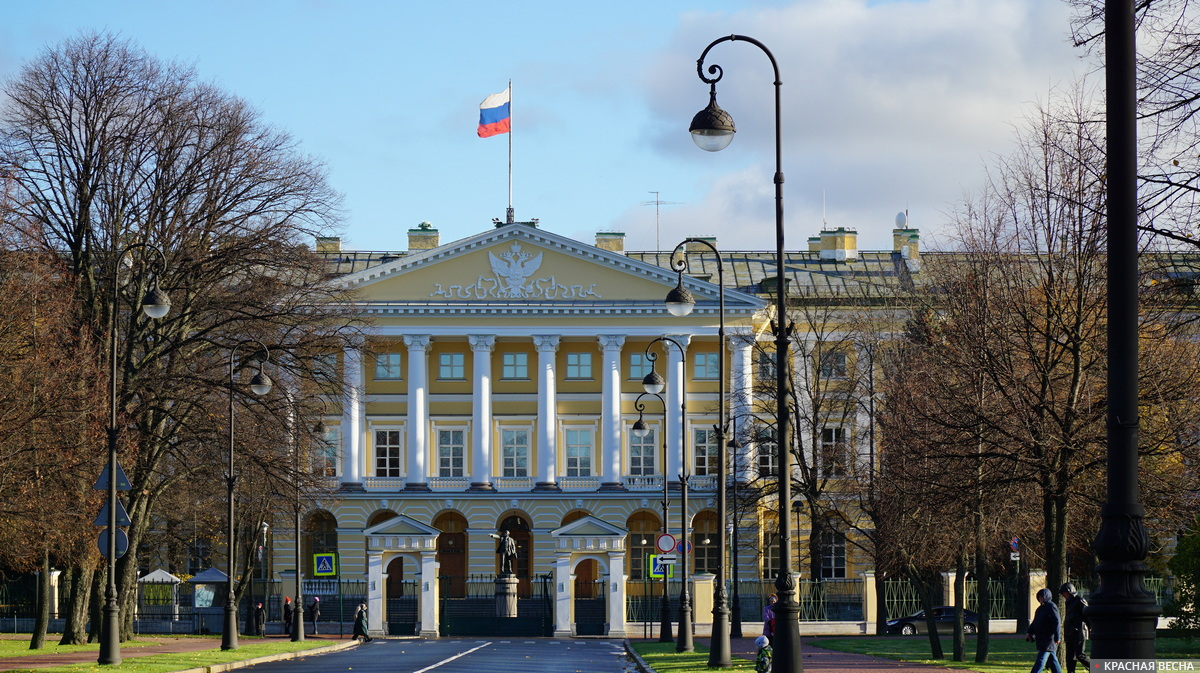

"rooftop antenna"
[822,189,828,227]
[639,191,683,252]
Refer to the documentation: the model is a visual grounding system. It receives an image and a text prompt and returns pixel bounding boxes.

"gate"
[573,578,606,636]
[386,580,419,636]
[439,574,552,637]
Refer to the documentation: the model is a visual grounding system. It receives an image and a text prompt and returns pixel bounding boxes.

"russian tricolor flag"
[477,87,511,138]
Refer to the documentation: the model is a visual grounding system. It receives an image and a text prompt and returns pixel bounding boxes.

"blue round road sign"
[98,528,129,558]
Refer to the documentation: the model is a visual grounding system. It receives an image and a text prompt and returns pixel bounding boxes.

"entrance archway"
[433,511,467,597]
[385,555,417,635]
[573,557,606,635]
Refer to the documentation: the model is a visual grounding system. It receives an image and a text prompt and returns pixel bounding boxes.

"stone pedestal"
[495,574,519,618]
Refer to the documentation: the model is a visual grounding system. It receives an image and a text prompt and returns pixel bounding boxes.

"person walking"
[762,594,777,645]
[1026,588,1063,673]
[309,596,321,635]
[353,602,372,642]
[1059,583,1091,673]
[254,602,266,637]
[282,596,292,635]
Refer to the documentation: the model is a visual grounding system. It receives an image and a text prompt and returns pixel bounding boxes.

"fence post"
[859,571,876,633]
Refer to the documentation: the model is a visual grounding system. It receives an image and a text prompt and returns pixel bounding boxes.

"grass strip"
[0,637,332,673]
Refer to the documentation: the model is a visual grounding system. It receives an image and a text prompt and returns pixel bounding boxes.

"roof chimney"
[807,236,822,253]
[408,221,440,250]
[595,231,625,253]
[819,227,858,262]
[315,236,341,253]
[685,236,717,252]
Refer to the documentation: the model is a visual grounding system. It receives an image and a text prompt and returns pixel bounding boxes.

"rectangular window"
[819,350,848,379]
[501,429,530,477]
[374,352,402,380]
[439,352,465,379]
[756,350,777,382]
[629,353,652,380]
[437,429,465,477]
[501,352,528,379]
[374,429,403,477]
[316,426,340,476]
[629,429,657,476]
[693,427,718,476]
[761,521,780,580]
[756,428,778,477]
[564,429,593,477]
[820,529,847,579]
[565,352,592,379]
[313,353,338,380]
[820,427,847,476]
[693,352,720,380]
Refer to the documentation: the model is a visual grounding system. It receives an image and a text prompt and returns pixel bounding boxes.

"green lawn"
[0,635,332,673]
[630,642,756,673]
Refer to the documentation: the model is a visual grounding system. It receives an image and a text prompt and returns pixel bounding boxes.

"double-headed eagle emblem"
[488,243,543,298]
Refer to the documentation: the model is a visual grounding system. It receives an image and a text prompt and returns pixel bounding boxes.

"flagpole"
[507,79,514,223]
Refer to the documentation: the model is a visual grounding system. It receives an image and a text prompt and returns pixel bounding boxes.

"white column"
[419,550,439,637]
[554,553,573,636]
[404,335,432,491]
[533,334,560,491]
[663,334,690,485]
[730,331,756,481]
[341,345,364,488]
[469,335,496,491]
[598,335,625,491]
[606,551,628,637]
[367,551,384,633]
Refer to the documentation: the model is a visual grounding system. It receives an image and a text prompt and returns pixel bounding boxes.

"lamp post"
[633,392,672,644]
[728,437,743,639]
[690,35,801,672]
[222,341,273,651]
[99,243,171,666]
[1088,0,1159,659]
[662,238,731,667]
[643,337,693,653]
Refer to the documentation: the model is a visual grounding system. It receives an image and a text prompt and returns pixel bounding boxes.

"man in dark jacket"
[1059,583,1090,673]
[1026,588,1063,673]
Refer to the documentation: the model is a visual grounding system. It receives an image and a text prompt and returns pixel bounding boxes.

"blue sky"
[0,0,1087,253]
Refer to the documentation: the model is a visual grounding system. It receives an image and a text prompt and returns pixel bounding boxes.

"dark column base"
[532,482,562,492]
[598,482,627,492]
[403,482,432,492]
[337,482,365,492]
[468,482,496,492]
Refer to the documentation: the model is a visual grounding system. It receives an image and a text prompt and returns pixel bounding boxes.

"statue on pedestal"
[489,529,517,576]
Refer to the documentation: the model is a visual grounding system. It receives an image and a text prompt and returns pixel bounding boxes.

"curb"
[171,640,359,673]
[623,640,654,673]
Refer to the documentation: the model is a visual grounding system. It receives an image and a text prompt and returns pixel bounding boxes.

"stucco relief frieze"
[428,243,602,300]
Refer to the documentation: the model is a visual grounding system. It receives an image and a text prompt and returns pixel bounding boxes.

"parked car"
[885,606,979,635]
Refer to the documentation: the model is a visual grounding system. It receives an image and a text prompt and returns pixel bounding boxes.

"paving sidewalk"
[0,633,354,671]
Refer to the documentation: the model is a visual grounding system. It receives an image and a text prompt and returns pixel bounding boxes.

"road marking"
[412,641,492,673]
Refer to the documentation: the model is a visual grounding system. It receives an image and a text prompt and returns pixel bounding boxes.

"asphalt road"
[244,638,638,673]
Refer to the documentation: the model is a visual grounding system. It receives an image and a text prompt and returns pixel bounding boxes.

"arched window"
[434,511,467,596]
[625,511,661,580]
[367,510,398,528]
[692,510,720,574]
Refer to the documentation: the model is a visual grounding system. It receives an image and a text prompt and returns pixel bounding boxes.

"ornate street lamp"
[691,35,802,672]
[99,243,171,666]
[223,341,273,651]
[662,239,731,667]
[1088,0,1159,659]
[633,392,672,644]
[643,337,693,653]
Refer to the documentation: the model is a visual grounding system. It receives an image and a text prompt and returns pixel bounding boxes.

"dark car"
[885,606,979,635]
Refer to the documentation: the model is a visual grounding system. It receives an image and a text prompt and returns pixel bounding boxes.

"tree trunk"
[87,564,104,643]
[29,550,51,649]
[952,550,965,661]
[912,567,943,659]
[974,528,991,663]
[59,564,94,646]
[875,571,889,636]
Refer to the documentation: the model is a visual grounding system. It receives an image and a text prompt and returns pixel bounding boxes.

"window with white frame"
[501,428,530,477]
[693,352,720,380]
[820,528,847,578]
[373,428,403,477]
[761,516,780,580]
[565,352,592,379]
[374,352,402,380]
[439,352,465,379]
[629,353,652,380]
[315,426,339,476]
[564,429,593,477]
[629,428,657,476]
[819,350,848,379]
[437,429,465,477]
[820,427,847,476]
[501,352,528,379]
[693,427,718,476]
[755,350,777,382]
[756,428,778,477]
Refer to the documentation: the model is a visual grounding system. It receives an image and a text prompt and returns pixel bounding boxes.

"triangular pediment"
[362,514,440,537]
[551,515,627,539]
[334,225,765,316]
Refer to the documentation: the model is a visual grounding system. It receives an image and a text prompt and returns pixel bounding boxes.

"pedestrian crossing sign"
[313,553,337,577]
[648,554,675,579]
